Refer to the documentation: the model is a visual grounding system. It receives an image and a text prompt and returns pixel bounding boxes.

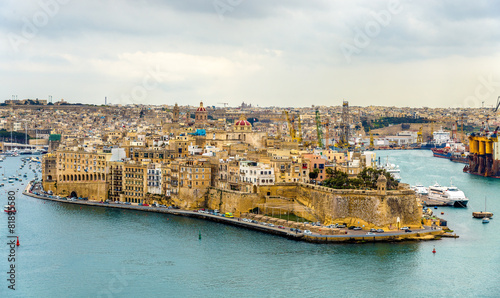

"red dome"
[235,120,251,126]
[196,107,206,112]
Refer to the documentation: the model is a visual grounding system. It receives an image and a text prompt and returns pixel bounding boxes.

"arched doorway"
[70,191,77,198]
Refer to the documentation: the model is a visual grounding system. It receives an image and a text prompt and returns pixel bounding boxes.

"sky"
[1,0,500,108]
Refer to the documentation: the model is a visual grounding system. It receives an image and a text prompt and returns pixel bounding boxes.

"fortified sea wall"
[203,183,421,228]
[44,179,421,228]
[293,183,421,227]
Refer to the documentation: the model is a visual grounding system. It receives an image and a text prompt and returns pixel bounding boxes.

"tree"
[309,168,319,183]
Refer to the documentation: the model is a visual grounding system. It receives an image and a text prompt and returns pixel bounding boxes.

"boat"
[4,205,16,213]
[450,151,469,164]
[426,182,469,207]
[432,147,452,159]
[473,197,493,218]
[482,217,490,223]
[411,184,428,195]
[378,157,401,182]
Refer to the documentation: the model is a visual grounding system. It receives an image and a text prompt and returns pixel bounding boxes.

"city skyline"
[2,0,500,108]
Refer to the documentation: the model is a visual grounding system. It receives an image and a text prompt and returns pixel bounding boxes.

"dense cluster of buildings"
[0,99,489,204]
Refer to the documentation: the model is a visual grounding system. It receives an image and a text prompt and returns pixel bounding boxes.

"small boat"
[473,197,493,219]
[482,217,490,224]
[473,211,493,218]
[4,205,16,213]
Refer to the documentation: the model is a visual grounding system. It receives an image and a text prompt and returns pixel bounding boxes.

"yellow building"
[45,148,112,201]
[123,162,147,203]
[179,159,211,189]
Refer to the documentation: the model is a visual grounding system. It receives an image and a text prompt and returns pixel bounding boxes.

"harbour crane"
[315,110,324,148]
[493,96,500,113]
[283,111,298,142]
[297,115,303,143]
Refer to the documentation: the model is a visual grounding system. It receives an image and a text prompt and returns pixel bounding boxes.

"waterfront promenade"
[23,181,444,243]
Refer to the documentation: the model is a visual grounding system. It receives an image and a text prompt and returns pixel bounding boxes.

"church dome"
[196,101,206,112]
[235,119,251,126]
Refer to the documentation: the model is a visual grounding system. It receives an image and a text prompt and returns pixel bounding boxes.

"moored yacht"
[378,157,401,182]
[411,184,428,195]
[427,183,469,207]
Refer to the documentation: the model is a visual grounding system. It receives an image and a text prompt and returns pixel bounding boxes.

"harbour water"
[1,151,499,297]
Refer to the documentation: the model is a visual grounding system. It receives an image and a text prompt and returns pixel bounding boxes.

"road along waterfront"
[23,181,443,243]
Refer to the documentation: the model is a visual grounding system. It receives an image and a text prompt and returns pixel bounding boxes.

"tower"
[339,101,350,149]
[377,174,387,195]
[173,103,179,123]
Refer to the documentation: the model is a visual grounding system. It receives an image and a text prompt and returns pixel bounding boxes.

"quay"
[23,181,445,243]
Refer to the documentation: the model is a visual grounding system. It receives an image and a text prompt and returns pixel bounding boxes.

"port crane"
[283,111,300,143]
[315,110,324,148]
[493,96,500,113]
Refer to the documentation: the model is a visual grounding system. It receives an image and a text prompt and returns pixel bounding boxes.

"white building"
[202,145,219,156]
[13,122,22,131]
[147,163,162,195]
[239,161,275,186]
[188,145,203,155]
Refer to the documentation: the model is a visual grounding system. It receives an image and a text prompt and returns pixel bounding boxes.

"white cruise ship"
[426,183,469,207]
[378,157,401,182]
[411,184,428,195]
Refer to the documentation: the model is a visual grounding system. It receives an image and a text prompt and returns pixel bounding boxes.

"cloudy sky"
[1,0,499,108]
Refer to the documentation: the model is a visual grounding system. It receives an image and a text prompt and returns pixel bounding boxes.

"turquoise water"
[1,152,499,297]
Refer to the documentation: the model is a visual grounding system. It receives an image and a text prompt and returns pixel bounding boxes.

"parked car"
[401,227,409,230]
[370,228,377,232]
[304,230,312,235]
[348,226,356,230]
[405,229,412,233]
[353,227,362,230]
[366,232,375,235]
[376,229,384,233]
[124,202,131,205]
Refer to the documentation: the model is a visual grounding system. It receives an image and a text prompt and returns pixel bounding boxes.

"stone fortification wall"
[206,188,261,215]
[43,181,107,201]
[295,183,421,227]
[202,183,420,228]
